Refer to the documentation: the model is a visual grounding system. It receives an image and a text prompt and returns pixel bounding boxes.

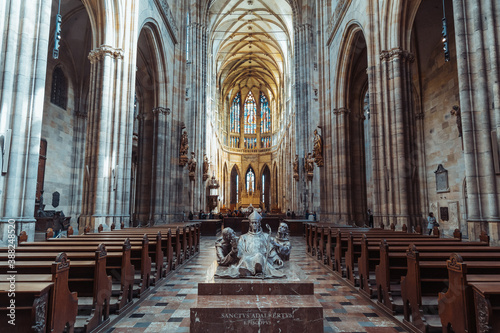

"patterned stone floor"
[106,236,407,333]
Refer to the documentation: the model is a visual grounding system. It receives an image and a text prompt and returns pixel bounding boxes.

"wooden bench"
[469,281,500,333]
[16,239,135,312]
[0,253,78,332]
[400,245,500,332]
[351,233,487,294]
[375,241,500,315]
[438,253,500,333]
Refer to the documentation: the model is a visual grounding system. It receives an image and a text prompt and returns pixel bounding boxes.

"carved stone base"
[307,172,314,181]
[179,155,188,166]
[191,265,323,333]
[189,172,196,181]
[315,157,324,167]
[203,174,209,181]
[293,174,299,181]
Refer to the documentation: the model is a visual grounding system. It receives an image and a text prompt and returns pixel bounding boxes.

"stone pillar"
[294,23,319,214]
[80,45,134,232]
[376,48,418,228]
[152,107,171,224]
[0,0,52,244]
[334,108,350,223]
[187,22,207,212]
[452,0,500,241]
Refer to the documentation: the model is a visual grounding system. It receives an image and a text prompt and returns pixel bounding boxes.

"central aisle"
[107,237,407,333]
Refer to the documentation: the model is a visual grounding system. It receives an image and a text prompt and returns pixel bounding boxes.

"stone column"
[0,0,52,244]
[152,107,170,224]
[334,108,350,223]
[452,0,500,241]
[187,22,207,212]
[80,45,134,232]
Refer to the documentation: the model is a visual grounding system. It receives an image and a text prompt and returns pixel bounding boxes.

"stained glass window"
[244,138,257,149]
[230,137,240,148]
[246,168,255,192]
[260,92,271,133]
[230,92,241,133]
[244,92,257,134]
[261,137,271,148]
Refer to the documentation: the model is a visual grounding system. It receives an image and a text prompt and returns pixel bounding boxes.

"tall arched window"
[246,167,255,192]
[230,92,241,133]
[51,66,67,110]
[260,92,271,133]
[244,92,256,134]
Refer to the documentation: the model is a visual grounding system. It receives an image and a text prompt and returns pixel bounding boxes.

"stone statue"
[215,227,239,266]
[180,131,189,156]
[270,222,291,262]
[306,153,315,173]
[450,105,462,137]
[215,211,285,278]
[293,154,299,181]
[203,154,209,181]
[313,129,324,167]
[179,131,189,166]
[188,152,197,180]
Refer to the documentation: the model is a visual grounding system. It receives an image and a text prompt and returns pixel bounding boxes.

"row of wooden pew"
[305,223,500,333]
[0,222,200,333]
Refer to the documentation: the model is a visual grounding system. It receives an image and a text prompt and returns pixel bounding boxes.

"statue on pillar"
[188,152,197,180]
[313,128,324,167]
[304,153,314,180]
[203,154,209,181]
[293,154,299,181]
[450,105,462,138]
[179,130,189,166]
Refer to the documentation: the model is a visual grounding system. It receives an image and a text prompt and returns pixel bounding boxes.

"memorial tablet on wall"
[434,164,449,193]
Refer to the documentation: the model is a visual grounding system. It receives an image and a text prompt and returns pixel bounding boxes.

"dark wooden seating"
[438,253,500,333]
[0,253,78,332]
[400,246,500,332]
[469,281,500,333]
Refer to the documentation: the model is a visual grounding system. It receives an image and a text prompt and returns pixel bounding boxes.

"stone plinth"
[190,262,324,332]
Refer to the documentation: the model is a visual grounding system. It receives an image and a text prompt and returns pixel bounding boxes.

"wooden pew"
[400,245,500,332]
[352,234,487,294]
[41,234,152,291]
[0,253,78,332]
[17,240,135,312]
[470,281,500,333]
[0,245,112,332]
[438,253,500,333]
[0,282,52,332]
[375,241,500,315]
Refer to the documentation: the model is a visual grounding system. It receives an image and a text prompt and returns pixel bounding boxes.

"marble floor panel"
[106,236,407,333]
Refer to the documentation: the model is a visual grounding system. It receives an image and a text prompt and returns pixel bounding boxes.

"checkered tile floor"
[106,236,407,332]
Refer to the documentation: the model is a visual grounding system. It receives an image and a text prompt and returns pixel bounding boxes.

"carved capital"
[380,47,415,63]
[88,45,124,64]
[415,112,425,120]
[333,107,350,115]
[152,107,171,116]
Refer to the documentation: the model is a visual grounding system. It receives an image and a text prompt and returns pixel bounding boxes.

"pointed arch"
[230,165,241,207]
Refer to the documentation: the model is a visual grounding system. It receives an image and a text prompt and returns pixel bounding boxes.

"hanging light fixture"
[441,0,450,62]
[53,0,62,59]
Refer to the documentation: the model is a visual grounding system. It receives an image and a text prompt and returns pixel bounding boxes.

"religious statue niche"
[188,152,197,181]
[313,128,324,167]
[434,164,449,193]
[215,212,290,279]
[293,154,299,181]
[203,154,209,181]
[304,152,315,181]
[179,130,189,166]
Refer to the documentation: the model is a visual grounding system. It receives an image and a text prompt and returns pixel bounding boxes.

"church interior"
[1,0,500,332]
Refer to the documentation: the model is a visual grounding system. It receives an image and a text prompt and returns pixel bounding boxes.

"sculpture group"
[215,211,291,278]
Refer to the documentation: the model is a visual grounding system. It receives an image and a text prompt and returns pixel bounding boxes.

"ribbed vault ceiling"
[208,0,293,102]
